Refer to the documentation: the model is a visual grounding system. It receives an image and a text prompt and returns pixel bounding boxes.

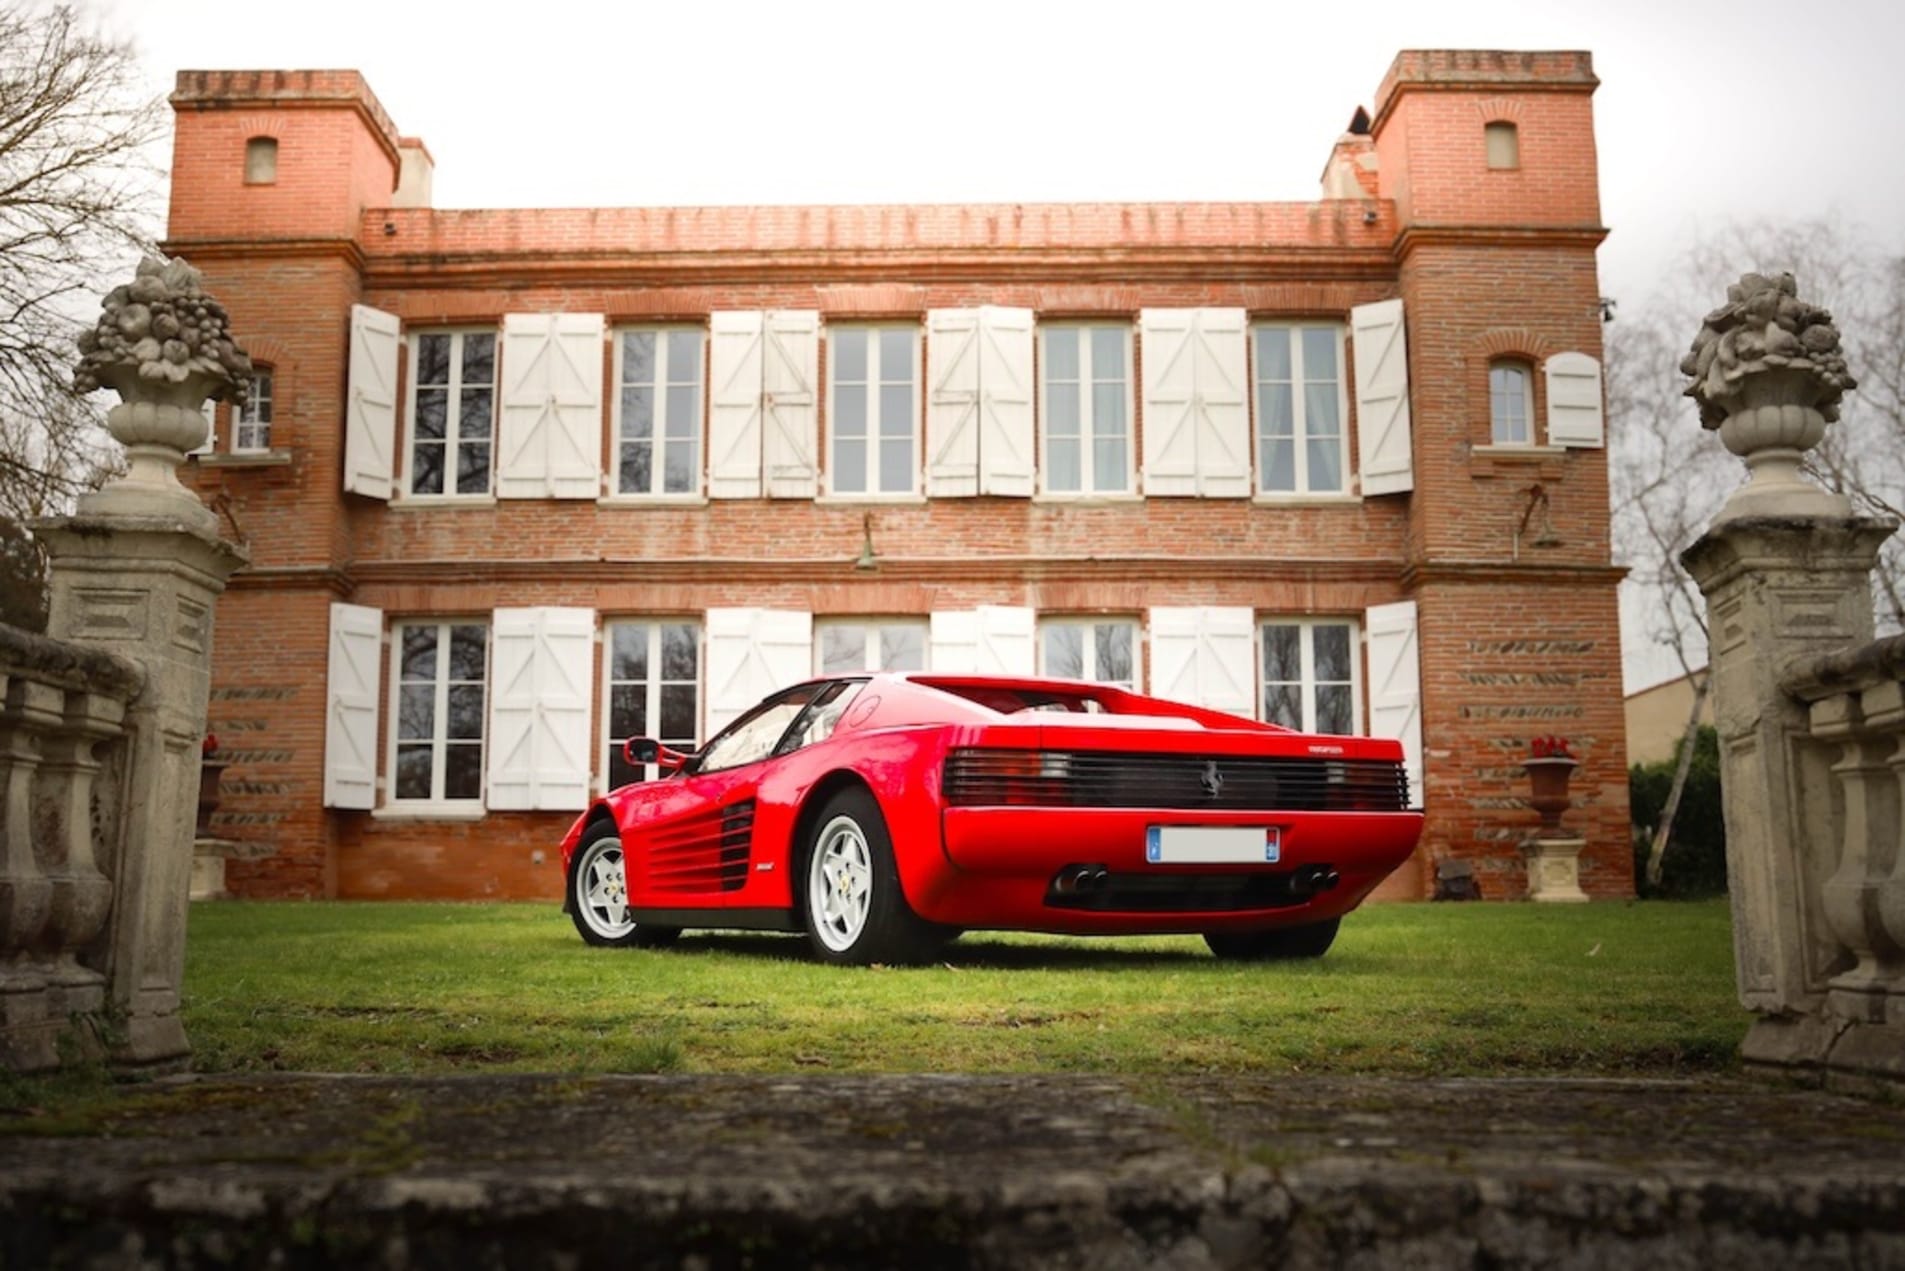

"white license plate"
[1146,825,1281,865]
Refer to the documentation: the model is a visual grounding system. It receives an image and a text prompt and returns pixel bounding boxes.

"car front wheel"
[567,823,681,949]
[1204,917,1341,961]
[800,787,934,965]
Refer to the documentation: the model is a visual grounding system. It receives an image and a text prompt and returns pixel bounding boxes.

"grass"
[162,899,1745,1078]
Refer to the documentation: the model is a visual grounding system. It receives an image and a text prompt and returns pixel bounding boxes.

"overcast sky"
[102,0,1905,691]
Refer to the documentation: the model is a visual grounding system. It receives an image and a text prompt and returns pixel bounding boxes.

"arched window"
[245,137,278,184]
[1489,361,1533,444]
[1484,121,1519,170]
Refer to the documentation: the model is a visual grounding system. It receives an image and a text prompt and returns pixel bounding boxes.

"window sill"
[195,449,293,468]
[391,495,500,510]
[1471,443,1570,480]
[1033,492,1142,505]
[1473,444,1566,458]
[1251,491,1361,506]
[370,803,487,822]
[815,493,928,506]
[597,494,710,508]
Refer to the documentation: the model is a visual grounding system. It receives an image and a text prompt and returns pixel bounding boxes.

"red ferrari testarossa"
[560,673,1422,964]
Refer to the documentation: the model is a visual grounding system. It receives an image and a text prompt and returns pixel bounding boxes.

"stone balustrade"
[0,625,144,1072]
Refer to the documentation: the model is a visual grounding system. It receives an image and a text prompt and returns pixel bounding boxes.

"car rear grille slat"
[943,749,1409,812]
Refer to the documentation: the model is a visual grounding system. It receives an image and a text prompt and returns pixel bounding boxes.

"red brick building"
[169,49,1628,903]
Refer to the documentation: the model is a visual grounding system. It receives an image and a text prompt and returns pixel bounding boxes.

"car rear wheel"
[800,787,935,965]
[567,823,681,949]
[1204,917,1341,961]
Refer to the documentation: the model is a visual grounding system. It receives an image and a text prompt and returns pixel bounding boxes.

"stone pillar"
[1683,517,1891,1069]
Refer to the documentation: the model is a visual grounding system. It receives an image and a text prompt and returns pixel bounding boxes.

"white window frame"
[826,323,920,498]
[600,618,702,790]
[1038,617,1139,690]
[612,327,704,499]
[233,369,273,453]
[1038,323,1134,497]
[1258,618,1363,735]
[388,619,490,808]
[404,328,498,499]
[814,618,928,675]
[1490,360,1534,445]
[1252,322,1348,496]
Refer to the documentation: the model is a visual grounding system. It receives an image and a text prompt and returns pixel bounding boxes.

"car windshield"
[694,683,824,774]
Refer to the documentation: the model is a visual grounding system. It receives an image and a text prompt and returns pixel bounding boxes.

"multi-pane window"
[234,370,273,452]
[1490,362,1533,444]
[1255,325,1345,494]
[1041,325,1131,495]
[393,622,488,804]
[1260,620,1358,735]
[829,326,917,495]
[616,328,703,496]
[817,620,926,674]
[408,331,496,496]
[603,621,700,788]
[1040,619,1137,689]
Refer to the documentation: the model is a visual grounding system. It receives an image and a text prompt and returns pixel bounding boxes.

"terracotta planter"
[1522,757,1577,833]
[196,760,228,837]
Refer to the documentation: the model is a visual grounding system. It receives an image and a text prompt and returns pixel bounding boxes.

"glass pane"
[414,389,448,440]
[1044,327,1079,380]
[461,334,496,387]
[1261,436,1295,493]
[1047,382,1080,436]
[659,683,697,742]
[623,332,655,385]
[1264,684,1303,730]
[833,381,866,438]
[444,742,483,799]
[879,437,910,492]
[1092,435,1126,492]
[665,385,696,438]
[1261,383,1293,439]
[396,744,433,799]
[1048,437,1080,492]
[1262,625,1301,684]
[1317,685,1354,736]
[666,329,701,383]
[1096,624,1134,685]
[834,437,866,493]
[409,442,443,495]
[398,684,435,741]
[621,387,654,440]
[401,627,438,681]
[880,625,924,671]
[663,439,693,494]
[1305,381,1341,439]
[832,328,867,382]
[1256,328,1291,380]
[450,626,487,681]
[879,329,912,383]
[456,442,490,494]
[607,748,637,791]
[459,389,494,442]
[610,683,646,741]
[821,625,866,673]
[661,624,698,680]
[415,335,452,386]
[878,385,911,438]
[447,684,484,739]
[619,442,652,494]
[1091,382,1124,439]
[1307,437,1342,492]
[1043,625,1083,679]
[1313,624,1352,683]
[610,624,649,682]
[1090,327,1124,379]
[1301,328,1337,382]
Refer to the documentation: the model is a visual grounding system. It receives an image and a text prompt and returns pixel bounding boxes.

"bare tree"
[0,2,162,625]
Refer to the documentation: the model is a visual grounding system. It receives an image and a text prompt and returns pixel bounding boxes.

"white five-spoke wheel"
[808,814,875,953]
[566,823,681,949]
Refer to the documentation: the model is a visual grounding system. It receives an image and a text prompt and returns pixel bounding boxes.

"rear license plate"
[1146,826,1281,865]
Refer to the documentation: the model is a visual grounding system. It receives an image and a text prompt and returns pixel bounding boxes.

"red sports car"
[559,673,1422,964]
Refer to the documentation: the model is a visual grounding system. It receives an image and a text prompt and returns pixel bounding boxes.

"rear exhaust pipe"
[1052,865,1110,897]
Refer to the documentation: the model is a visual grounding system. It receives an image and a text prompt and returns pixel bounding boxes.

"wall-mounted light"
[853,511,879,570]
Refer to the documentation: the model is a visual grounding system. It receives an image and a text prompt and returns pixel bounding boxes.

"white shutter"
[763,311,819,498]
[1365,600,1424,809]
[190,399,215,456]
[485,607,596,811]
[709,311,765,498]
[704,608,814,735]
[1545,351,1605,448]
[1141,309,1199,496]
[1146,606,1254,716]
[1192,308,1250,497]
[977,306,1035,497]
[926,309,981,496]
[1352,299,1413,495]
[974,605,1036,674]
[345,304,400,499]
[497,313,605,499]
[929,610,977,673]
[324,602,383,809]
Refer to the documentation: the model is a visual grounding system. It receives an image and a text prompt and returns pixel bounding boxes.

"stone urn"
[196,760,228,837]
[1522,756,1577,834]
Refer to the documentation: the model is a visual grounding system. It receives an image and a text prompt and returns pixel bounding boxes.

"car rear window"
[914,679,1111,715]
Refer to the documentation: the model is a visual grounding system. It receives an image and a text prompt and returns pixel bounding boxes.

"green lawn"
[176,900,1746,1077]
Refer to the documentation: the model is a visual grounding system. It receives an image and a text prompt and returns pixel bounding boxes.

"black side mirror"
[624,737,660,765]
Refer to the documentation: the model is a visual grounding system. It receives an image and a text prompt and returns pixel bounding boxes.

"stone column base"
[1522,837,1590,903]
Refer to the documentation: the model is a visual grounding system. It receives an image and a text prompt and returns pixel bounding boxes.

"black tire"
[567,822,681,949]
[798,787,936,965]
[1204,917,1341,961]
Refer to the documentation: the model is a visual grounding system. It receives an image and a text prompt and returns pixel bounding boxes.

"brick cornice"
[1392,224,1608,260]
[1402,559,1627,588]
[225,564,355,596]
[160,236,368,273]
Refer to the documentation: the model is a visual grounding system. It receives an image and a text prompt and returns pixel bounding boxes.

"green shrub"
[1630,725,1727,899]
